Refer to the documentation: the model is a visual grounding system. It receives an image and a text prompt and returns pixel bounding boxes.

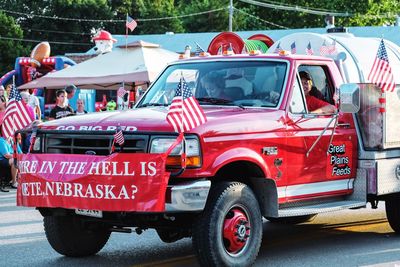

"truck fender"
[211,147,271,178]
[249,177,279,218]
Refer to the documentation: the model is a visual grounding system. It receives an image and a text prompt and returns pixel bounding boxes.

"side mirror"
[338,83,360,113]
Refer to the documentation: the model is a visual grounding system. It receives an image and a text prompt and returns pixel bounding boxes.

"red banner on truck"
[16,153,170,212]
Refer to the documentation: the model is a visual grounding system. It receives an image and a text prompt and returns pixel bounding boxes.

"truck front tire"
[44,216,111,257]
[385,194,400,233]
[192,182,262,266]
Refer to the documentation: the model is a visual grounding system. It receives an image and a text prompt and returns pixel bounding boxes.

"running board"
[278,169,368,217]
[278,200,366,217]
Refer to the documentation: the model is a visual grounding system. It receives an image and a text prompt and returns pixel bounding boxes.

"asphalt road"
[2,190,400,267]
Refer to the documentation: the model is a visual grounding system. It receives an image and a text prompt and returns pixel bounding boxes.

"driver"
[299,71,336,114]
[201,73,228,99]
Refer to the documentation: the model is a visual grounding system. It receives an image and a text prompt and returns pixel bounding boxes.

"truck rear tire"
[44,216,111,257]
[192,182,262,267]
[385,194,400,233]
[266,214,317,224]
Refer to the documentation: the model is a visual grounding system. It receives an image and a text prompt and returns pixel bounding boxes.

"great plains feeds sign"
[17,153,169,212]
[326,142,354,178]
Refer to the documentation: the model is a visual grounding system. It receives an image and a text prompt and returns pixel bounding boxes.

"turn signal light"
[199,52,210,57]
[249,50,261,56]
[166,155,201,167]
[278,50,289,56]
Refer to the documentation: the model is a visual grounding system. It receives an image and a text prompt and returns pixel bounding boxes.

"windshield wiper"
[138,103,169,108]
[196,97,233,105]
[197,98,246,109]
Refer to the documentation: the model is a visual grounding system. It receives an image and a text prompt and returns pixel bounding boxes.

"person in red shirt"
[299,71,336,114]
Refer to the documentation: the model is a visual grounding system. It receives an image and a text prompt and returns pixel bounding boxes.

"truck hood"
[39,106,285,134]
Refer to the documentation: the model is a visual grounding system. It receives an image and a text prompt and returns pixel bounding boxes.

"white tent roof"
[19,40,179,90]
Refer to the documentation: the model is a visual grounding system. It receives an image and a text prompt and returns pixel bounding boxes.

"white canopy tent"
[19,40,179,90]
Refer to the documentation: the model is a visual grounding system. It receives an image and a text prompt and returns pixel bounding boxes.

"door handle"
[337,122,350,128]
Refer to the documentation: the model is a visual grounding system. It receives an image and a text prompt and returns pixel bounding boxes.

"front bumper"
[166,180,211,212]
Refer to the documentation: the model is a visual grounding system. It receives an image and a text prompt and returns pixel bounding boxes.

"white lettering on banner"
[21,182,139,200]
[19,159,158,177]
[19,160,39,174]
[124,162,135,176]
[55,125,138,131]
[140,162,157,176]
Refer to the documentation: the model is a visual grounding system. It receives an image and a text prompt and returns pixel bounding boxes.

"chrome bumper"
[166,180,211,212]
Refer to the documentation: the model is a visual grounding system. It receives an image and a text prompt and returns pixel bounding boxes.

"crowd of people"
[0,84,90,192]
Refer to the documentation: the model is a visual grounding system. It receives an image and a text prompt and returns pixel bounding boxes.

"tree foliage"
[241,0,400,29]
[0,11,30,72]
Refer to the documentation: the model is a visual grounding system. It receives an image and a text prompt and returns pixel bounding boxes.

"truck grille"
[42,133,149,155]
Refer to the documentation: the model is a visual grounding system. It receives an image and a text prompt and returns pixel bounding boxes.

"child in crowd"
[49,89,74,120]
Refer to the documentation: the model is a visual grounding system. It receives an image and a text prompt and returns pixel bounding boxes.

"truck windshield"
[137,60,287,108]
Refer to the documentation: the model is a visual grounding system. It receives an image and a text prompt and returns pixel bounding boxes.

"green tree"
[347,0,400,26]
[237,0,400,30]
[1,0,115,57]
[131,0,184,34]
[0,11,30,74]
[177,0,228,32]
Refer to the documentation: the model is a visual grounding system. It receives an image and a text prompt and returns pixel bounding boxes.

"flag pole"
[125,13,128,50]
[11,76,18,167]
[179,76,186,169]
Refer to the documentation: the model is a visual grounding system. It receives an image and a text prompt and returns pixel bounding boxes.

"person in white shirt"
[21,89,41,120]
[75,99,88,115]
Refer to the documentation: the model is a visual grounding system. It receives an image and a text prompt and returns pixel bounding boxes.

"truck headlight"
[150,138,201,167]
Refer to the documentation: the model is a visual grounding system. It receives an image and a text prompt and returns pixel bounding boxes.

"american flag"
[1,85,33,139]
[329,39,337,55]
[195,42,205,56]
[291,42,296,54]
[306,42,314,55]
[274,42,282,54]
[320,40,330,56]
[117,86,127,98]
[166,77,207,133]
[368,39,396,92]
[126,15,137,32]
[113,129,125,146]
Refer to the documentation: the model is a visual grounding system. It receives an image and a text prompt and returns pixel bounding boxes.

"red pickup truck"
[17,31,400,266]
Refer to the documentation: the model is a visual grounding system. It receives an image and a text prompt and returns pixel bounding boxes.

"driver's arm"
[311,103,337,114]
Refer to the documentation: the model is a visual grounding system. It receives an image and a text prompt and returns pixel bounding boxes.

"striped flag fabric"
[166,77,207,133]
[126,15,137,32]
[1,85,33,139]
[306,42,314,55]
[290,42,296,54]
[368,39,396,92]
[274,42,282,53]
[320,40,330,56]
[195,42,205,56]
[117,86,127,98]
[329,39,337,55]
[113,129,125,146]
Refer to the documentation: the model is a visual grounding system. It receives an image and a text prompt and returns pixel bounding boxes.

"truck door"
[283,64,357,202]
